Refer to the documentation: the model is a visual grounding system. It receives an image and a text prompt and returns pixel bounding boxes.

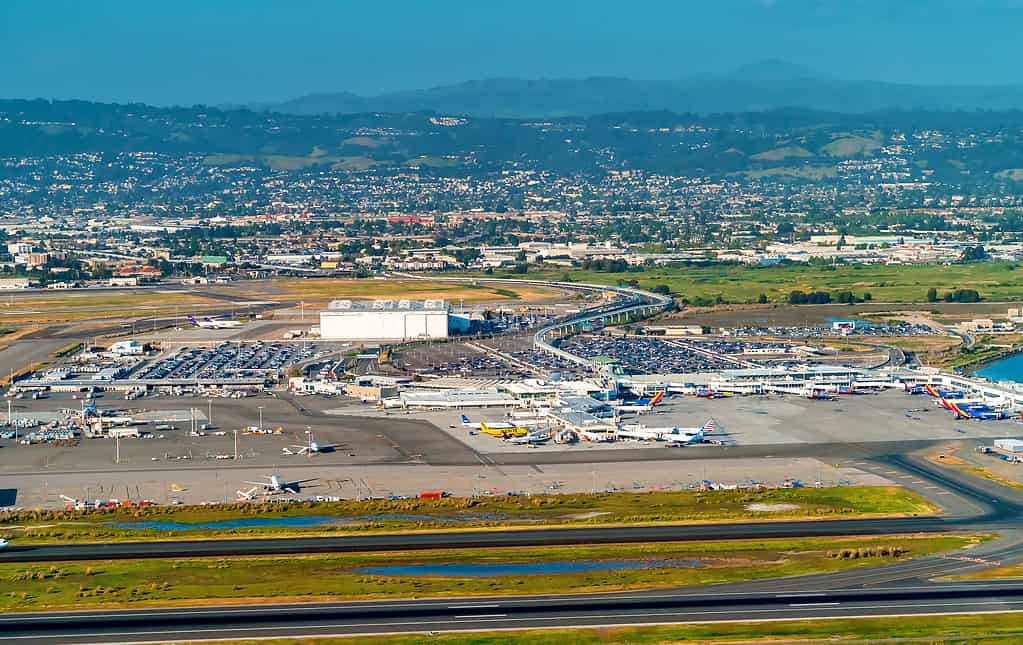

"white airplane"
[0,538,8,549]
[616,425,665,441]
[663,419,715,446]
[578,430,615,442]
[460,414,517,431]
[283,434,334,455]
[505,429,551,445]
[187,315,242,330]
[240,473,316,496]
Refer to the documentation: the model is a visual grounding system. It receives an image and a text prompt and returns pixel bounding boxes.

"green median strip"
[2,486,937,545]
[0,535,981,612]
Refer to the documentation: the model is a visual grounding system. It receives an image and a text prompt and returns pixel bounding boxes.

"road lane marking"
[448,604,500,609]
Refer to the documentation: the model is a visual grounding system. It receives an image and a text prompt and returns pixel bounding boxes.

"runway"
[4,583,1023,644]
[0,516,953,563]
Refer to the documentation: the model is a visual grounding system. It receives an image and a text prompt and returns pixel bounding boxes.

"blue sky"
[1,0,1020,105]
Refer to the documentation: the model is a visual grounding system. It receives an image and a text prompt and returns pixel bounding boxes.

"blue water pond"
[975,353,1023,384]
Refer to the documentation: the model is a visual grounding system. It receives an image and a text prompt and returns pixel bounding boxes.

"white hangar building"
[319,299,451,341]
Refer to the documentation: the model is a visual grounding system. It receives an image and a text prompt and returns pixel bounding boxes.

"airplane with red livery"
[615,391,664,412]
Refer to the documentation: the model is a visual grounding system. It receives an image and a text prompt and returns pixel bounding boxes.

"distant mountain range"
[259,60,1023,118]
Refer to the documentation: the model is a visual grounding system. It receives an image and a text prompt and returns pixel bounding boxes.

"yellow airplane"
[479,421,528,438]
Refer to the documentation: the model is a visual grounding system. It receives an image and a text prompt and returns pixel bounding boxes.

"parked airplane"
[460,415,517,431]
[240,473,316,496]
[187,315,242,330]
[615,391,665,412]
[923,384,964,400]
[479,420,528,438]
[578,430,615,442]
[616,425,667,441]
[283,433,334,455]
[663,419,714,445]
[506,429,551,445]
[696,388,729,399]
[0,538,8,548]
[946,400,1007,420]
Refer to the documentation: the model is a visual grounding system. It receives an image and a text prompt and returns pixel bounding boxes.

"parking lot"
[133,341,326,381]
[729,322,935,338]
[556,336,741,374]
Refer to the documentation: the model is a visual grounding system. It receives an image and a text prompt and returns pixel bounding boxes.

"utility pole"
[258,406,264,433]
[208,399,213,426]
[233,428,239,460]
[115,434,120,464]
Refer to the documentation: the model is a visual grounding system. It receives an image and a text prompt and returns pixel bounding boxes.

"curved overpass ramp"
[393,273,673,372]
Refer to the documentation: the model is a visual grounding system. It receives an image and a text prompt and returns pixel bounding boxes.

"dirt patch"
[746,503,801,512]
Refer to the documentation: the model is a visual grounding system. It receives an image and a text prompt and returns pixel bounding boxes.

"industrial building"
[319,299,451,341]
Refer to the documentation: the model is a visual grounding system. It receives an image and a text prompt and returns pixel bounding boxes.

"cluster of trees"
[579,258,641,273]
[926,287,981,303]
[787,289,872,305]
[960,245,988,263]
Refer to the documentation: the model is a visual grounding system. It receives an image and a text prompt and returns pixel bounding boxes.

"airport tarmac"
[356,390,1023,455]
[1,456,886,509]
[0,389,1018,508]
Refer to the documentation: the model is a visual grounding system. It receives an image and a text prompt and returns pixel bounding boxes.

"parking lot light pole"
[258,406,264,432]
[208,399,213,426]
[233,428,238,460]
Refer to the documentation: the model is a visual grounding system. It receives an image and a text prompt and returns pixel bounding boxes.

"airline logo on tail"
[701,419,714,434]
[923,384,940,398]
[461,414,471,426]
[187,314,199,326]
[650,391,664,406]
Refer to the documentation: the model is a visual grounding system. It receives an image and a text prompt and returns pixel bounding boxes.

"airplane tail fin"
[186,315,199,326]
[702,419,715,434]
[650,391,664,406]
[461,414,470,425]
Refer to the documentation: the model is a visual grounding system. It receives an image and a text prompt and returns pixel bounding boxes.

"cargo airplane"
[187,315,243,330]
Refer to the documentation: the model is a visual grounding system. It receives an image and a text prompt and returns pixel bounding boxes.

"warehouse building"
[319,299,450,341]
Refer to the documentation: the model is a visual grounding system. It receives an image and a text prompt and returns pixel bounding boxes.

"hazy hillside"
[267,76,1023,118]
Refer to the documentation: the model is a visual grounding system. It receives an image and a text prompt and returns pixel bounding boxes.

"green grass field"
[1,487,935,544]
[506,261,1023,304]
[0,534,978,611]
[210,612,1023,645]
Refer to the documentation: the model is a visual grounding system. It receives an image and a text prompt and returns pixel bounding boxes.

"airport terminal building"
[319,299,451,341]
